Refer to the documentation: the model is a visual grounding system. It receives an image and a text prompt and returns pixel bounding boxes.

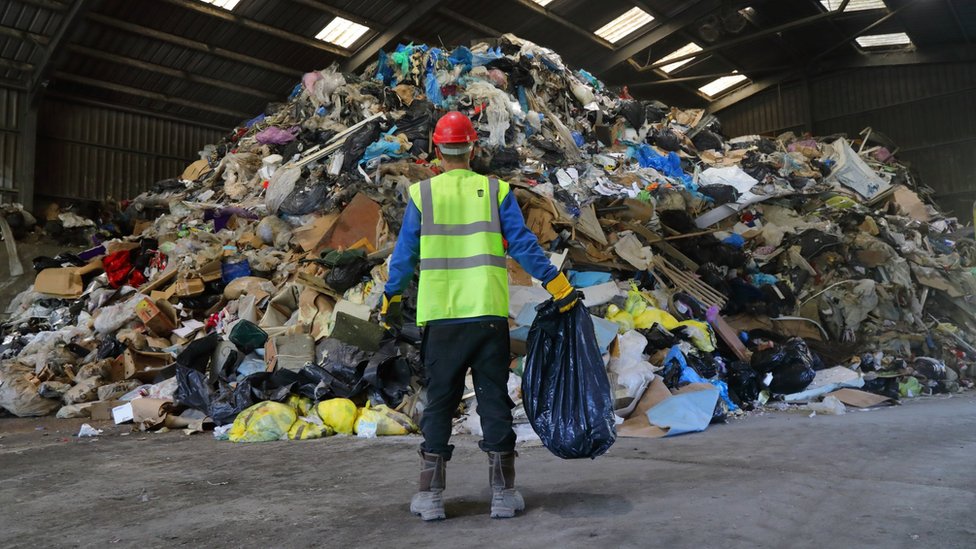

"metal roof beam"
[0,78,27,90]
[45,91,229,132]
[439,8,502,38]
[29,0,94,102]
[51,71,250,120]
[66,44,279,101]
[88,13,302,78]
[944,0,971,44]
[0,24,50,46]
[838,44,976,67]
[159,0,348,57]
[11,0,69,11]
[289,0,383,32]
[627,66,791,87]
[343,0,445,73]
[641,4,875,72]
[511,0,616,50]
[0,57,34,72]
[589,0,738,75]
[706,4,909,113]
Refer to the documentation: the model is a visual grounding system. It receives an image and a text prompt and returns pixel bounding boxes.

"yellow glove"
[380,294,402,329]
[545,272,578,314]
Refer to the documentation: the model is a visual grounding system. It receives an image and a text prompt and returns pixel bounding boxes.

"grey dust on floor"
[1,394,975,549]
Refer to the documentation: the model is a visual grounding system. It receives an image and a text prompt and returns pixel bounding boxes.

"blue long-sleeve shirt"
[385,179,557,308]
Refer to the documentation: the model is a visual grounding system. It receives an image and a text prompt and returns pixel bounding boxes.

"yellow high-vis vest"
[408,170,510,325]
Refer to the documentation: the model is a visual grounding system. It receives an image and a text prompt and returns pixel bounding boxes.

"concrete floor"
[1,394,975,549]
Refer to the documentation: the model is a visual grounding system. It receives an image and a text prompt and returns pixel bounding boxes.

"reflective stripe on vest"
[418,177,502,238]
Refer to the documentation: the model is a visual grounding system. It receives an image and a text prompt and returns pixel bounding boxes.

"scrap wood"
[652,256,727,308]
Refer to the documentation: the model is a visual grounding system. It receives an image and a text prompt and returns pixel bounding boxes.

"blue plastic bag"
[523,297,616,459]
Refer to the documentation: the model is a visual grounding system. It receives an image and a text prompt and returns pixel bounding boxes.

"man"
[381,111,577,520]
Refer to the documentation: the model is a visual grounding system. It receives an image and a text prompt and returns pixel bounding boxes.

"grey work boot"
[488,451,525,519]
[410,451,446,521]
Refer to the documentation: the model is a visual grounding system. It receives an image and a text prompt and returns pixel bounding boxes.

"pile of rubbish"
[2,34,974,441]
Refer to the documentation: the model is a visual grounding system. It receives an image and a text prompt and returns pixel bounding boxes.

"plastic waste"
[287,417,333,440]
[229,320,268,354]
[77,423,103,437]
[523,297,616,459]
[316,398,359,434]
[751,338,818,394]
[0,363,60,417]
[806,395,846,415]
[228,401,297,442]
[354,403,418,436]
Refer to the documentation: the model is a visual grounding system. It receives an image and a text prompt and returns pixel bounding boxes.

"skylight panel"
[699,73,749,98]
[315,17,370,48]
[200,0,242,10]
[530,0,556,6]
[656,42,703,74]
[820,0,886,11]
[855,32,912,48]
[594,7,655,44]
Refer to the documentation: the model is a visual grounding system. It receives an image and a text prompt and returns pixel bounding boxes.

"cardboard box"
[123,348,174,383]
[173,277,205,297]
[265,333,315,372]
[134,297,178,337]
[90,400,122,421]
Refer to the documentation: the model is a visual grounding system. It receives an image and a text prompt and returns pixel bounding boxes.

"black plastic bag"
[176,333,221,372]
[751,337,817,394]
[618,100,645,130]
[727,360,760,403]
[174,365,253,426]
[279,179,330,216]
[523,297,616,459]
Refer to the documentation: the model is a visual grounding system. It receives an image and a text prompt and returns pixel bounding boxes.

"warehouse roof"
[1,0,973,128]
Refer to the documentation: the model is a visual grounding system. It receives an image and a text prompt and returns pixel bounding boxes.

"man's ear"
[469,146,477,161]
[434,147,443,162]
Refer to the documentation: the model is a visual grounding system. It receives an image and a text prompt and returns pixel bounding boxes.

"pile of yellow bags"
[605,283,716,352]
[228,396,417,442]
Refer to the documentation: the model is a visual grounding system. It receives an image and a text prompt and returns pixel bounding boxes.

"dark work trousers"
[420,318,515,460]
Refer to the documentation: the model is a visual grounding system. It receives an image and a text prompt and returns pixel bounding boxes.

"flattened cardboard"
[507,258,533,286]
[35,268,84,298]
[293,213,340,252]
[181,158,210,181]
[827,388,895,408]
[173,277,205,297]
[891,185,930,222]
[326,193,381,250]
[617,377,672,438]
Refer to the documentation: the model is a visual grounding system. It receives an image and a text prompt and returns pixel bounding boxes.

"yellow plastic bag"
[286,394,313,416]
[316,398,359,434]
[354,403,419,436]
[287,418,333,440]
[228,401,297,443]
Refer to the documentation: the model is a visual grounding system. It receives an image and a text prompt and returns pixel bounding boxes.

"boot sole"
[490,508,518,519]
[414,510,447,521]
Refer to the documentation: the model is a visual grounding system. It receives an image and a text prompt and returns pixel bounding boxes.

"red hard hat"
[432,111,478,145]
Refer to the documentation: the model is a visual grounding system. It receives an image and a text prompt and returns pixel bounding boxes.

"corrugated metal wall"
[716,62,976,215]
[0,87,24,197]
[35,99,225,201]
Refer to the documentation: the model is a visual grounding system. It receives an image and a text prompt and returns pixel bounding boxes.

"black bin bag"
[522,297,616,459]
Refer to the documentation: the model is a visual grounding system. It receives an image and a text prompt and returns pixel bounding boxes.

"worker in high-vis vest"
[381,111,577,521]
